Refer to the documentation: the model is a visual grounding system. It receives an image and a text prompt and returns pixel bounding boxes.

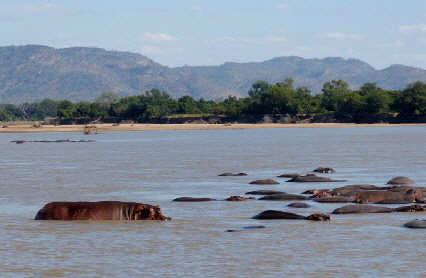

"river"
[1,126,425,277]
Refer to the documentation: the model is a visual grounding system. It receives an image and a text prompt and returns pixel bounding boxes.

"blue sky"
[1,0,425,70]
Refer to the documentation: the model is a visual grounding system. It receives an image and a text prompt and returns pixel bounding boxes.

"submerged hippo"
[173,197,216,202]
[225,196,256,201]
[226,225,266,232]
[277,173,300,178]
[287,202,311,208]
[252,210,331,221]
[403,220,426,229]
[314,196,353,203]
[249,179,280,185]
[332,204,394,214]
[313,167,335,173]
[218,173,248,176]
[387,176,415,185]
[286,175,346,183]
[245,190,286,195]
[35,201,171,220]
[258,193,309,201]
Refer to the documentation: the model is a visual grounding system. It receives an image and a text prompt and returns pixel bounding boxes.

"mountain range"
[1,45,425,104]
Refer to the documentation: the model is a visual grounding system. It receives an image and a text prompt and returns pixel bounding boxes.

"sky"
[1,0,425,70]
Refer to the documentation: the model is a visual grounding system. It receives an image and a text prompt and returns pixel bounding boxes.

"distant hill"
[0,45,238,104]
[176,56,426,95]
[1,45,425,104]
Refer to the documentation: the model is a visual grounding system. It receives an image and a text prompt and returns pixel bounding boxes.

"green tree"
[260,85,299,115]
[95,91,120,110]
[177,95,201,114]
[321,80,351,112]
[0,108,13,121]
[57,100,75,119]
[393,81,426,113]
[359,83,391,113]
[248,81,272,98]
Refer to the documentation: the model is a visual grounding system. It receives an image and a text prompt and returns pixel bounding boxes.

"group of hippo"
[34,167,426,229]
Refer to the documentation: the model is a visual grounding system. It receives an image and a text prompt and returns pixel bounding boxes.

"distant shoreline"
[1,123,425,133]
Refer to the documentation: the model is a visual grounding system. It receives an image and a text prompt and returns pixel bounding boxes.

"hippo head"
[311,191,331,198]
[135,205,171,221]
[306,214,332,221]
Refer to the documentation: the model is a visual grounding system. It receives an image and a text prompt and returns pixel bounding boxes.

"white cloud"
[188,5,204,12]
[213,36,258,43]
[140,33,179,42]
[141,45,163,54]
[321,32,362,40]
[0,4,77,15]
[399,24,426,34]
[265,36,286,42]
[276,4,291,11]
[381,40,404,48]
[391,53,426,62]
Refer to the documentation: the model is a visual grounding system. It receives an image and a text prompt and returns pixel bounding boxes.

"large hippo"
[333,204,426,214]
[348,189,422,203]
[252,210,331,221]
[35,201,171,220]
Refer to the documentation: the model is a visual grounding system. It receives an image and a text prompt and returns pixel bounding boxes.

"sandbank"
[0,123,425,133]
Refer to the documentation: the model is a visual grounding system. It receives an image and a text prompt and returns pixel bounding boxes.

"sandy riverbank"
[0,123,425,133]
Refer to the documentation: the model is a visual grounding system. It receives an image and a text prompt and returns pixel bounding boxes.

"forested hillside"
[1,45,425,104]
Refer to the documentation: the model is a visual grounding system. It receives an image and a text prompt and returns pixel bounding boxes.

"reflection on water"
[1,126,425,277]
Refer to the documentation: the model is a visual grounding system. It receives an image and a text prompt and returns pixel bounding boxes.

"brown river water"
[1,126,425,277]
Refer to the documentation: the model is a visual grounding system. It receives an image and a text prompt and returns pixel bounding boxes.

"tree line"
[1,79,425,122]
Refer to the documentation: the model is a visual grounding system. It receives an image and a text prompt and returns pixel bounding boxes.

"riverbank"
[1,122,425,133]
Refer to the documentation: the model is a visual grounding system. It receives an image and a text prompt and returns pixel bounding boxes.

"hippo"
[218,173,248,176]
[252,210,331,221]
[225,196,255,201]
[348,189,422,204]
[313,167,335,173]
[226,225,266,232]
[333,204,426,214]
[302,189,331,195]
[287,202,311,208]
[387,176,415,185]
[340,184,382,190]
[258,193,309,201]
[329,187,363,196]
[314,196,353,203]
[249,179,280,185]
[403,220,426,228]
[245,190,286,195]
[34,201,171,220]
[374,199,413,204]
[286,175,347,183]
[173,197,216,202]
[277,173,300,178]
[393,204,426,212]
[332,204,394,214]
